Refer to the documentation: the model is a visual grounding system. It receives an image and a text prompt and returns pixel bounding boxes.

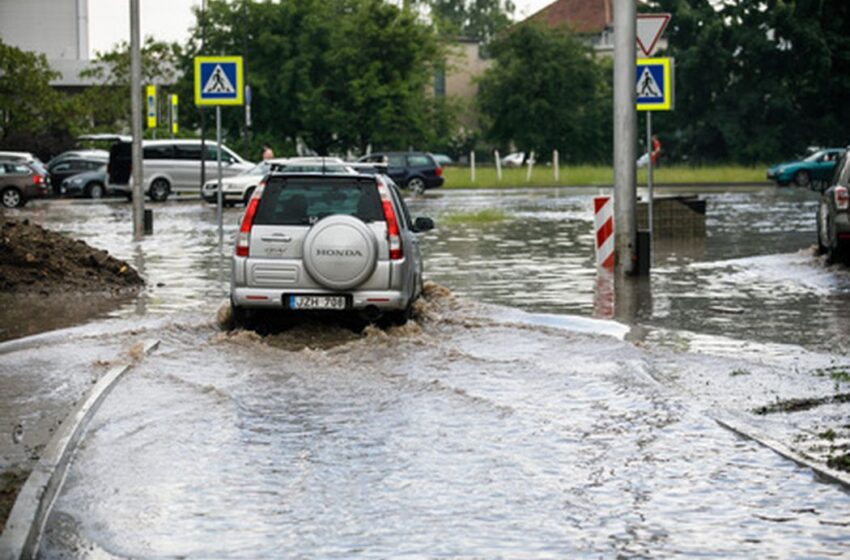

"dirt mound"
[0,218,144,293]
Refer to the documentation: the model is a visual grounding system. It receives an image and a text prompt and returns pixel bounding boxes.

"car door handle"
[261,234,292,243]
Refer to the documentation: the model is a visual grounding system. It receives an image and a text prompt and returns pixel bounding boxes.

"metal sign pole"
[216,105,223,250]
[647,111,654,239]
[130,0,144,241]
[613,0,637,275]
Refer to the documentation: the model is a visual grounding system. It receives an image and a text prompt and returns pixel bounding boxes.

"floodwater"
[2,187,850,557]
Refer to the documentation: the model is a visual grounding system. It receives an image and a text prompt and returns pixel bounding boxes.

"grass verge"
[442,165,769,189]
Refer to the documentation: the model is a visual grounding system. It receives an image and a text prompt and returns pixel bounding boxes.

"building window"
[434,68,446,97]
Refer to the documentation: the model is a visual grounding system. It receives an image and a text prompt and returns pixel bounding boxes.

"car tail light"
[32,175,43,185]
[235,182,264,257]
[435,166,443,177]
[836,186,849,211]
[376,178,403,260]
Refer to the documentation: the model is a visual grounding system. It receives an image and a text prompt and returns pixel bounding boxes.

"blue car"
[60,165,109,198]
[767,148,846,187]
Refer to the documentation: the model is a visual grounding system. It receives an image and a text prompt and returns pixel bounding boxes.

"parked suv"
[230,171,434,326]
[0,159,50,208]
[357,151,444,193]
[817,150,850,264]
[108,139,253,202]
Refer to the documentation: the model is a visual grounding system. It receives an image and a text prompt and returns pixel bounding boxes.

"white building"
[0,0,94,87]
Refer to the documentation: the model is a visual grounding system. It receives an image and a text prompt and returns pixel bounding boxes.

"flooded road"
[38,294,850,557]
[2,186,850,556]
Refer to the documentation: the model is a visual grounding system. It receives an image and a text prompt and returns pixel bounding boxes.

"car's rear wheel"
[406,177,426,195]
[86,182,105,199]
[825,212,850,265]
[149,178,170,202]
[1,187,23,208]
[794,170,811,188]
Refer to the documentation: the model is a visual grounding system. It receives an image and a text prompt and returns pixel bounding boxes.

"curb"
[712,411,850,490]
[0,339,160,560]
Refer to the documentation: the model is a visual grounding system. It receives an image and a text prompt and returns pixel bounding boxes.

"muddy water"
[40,292,850,557]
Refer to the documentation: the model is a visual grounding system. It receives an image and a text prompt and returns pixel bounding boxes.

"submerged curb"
[713,411,850,490]
[0,339,160,560]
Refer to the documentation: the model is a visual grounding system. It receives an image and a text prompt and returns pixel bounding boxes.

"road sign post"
[170,94,178,137]
[636,57,675,254]
[614,0,637,277]
[195,55,244,250]
[130,0,144,241]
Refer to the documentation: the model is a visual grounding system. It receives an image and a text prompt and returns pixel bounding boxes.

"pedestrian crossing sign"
[636,58,674,111]
[195,56,244,106]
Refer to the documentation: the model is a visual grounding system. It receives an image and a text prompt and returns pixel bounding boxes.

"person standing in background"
[261,144,274,160]
[651,135,662,167]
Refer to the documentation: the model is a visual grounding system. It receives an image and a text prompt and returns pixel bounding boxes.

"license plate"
[287,295,347,310]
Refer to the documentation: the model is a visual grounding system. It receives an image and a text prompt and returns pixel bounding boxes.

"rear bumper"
[427,176,445,189]
[231,287,408,311]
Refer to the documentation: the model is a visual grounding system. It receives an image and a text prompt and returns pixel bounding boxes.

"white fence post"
[526,150,535,182]
[494,150,502,181]
[470,151,476,183]
[553,149,559,182]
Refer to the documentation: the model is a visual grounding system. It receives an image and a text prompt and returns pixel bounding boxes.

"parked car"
[357,151,444,193]
[60,165,109,198]
[0,151,46,168]
[500,151,525,168]
[48,152,108,196]
[230,170,435,326]
[108,139,253,202]
[202,157,352,206]
[0,159,50,208]
[768,148,846,188]
[817,150,850,264]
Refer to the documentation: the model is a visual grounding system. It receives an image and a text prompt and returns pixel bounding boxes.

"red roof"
[526,0,613,34]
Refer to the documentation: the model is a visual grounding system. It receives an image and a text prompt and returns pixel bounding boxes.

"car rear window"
[407,154,433,167]
[254,178,384,226]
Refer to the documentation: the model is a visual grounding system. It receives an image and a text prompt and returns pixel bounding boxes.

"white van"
[107,139,253,201]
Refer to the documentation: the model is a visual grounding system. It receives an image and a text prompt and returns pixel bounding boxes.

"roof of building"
[525,0,613,34]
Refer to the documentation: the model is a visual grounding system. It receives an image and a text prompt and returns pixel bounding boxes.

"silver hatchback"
[230,172,434,325]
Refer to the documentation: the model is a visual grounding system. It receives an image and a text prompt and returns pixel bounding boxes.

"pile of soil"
[0,218,144,293]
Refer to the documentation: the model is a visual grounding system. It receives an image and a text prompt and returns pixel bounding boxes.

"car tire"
[243,187,255,206]
[407,177,426,195]
[824,212,849,265]
[384,298,414,327]
[794,170,811,188]
[149,179,170,202]
[86,182,105,199]
[1,187,23,208]
[816,204,827,255]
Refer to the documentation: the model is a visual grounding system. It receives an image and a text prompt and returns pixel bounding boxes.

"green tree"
[653,0,850,164]
[429,0,515,42]
[176,0,449,156]
[477,23,611,162]
[0,40,80,156]
[78,38,180,133]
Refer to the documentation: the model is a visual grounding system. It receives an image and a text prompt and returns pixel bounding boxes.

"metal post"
[647,111,654,239]
[130,0,145,240]
[199,0,207,197]
[216,106,223,249]
[553,149,559,182]
[614,0,637,275]
[470,151,476,183]
[494,150,502,181]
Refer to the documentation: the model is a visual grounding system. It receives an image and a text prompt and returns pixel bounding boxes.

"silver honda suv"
[230,171,434,325]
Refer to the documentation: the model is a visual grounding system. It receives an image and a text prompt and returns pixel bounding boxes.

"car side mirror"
[413,216,434,232]
[228,157,237,165]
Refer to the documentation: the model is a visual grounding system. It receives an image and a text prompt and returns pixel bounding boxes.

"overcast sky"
[87,0,552,56]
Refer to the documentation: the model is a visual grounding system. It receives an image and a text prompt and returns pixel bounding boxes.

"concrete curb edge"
[0,339,160,560]
[713,411,850,490]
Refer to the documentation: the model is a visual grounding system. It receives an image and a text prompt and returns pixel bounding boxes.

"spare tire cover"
[302,215,378,290]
